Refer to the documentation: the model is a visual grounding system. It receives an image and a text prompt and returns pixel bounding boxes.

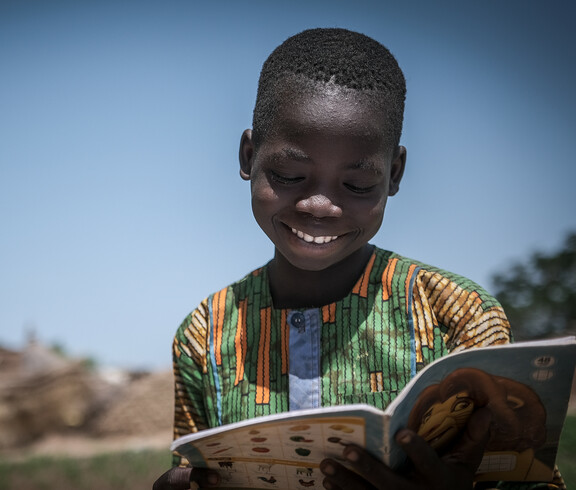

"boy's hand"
[319,407,491,490]
[152,467,220,489]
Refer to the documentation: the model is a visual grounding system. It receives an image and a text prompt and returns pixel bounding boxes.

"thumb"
[153,467,193,490]
[153,467,220,489]
[443,407,492,472]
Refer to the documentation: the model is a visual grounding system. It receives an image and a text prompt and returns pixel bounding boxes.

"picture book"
[171,336,576,489]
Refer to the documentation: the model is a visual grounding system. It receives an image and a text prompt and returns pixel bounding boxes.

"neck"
[268,244,374,309]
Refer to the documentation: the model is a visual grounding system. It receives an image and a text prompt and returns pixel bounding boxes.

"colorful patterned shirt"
[171,247,564,488]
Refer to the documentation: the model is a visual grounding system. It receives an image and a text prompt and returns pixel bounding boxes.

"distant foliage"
[492,232,576,340]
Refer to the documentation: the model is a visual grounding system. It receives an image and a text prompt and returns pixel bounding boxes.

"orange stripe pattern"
[211,289,227,366]
[382,257,398,301]
[352,252,376,297]
[256,307,272,404]
[234,298,248,385]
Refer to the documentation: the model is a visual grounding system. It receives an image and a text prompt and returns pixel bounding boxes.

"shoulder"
[173,297,211,370]
[378,248,501,309]
[375,248,511,350]
[174,265,268,357]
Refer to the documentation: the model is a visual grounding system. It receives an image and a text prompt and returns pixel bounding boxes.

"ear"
[388,145,406,196]
[239,129,254,181]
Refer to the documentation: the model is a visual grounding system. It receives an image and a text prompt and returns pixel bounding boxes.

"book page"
[383,337,576,480]
[172,404,387,489]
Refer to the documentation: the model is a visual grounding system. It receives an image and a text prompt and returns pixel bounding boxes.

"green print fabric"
[199,249,450,426]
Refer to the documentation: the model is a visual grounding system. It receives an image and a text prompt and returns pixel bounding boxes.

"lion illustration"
[407,368,550,480]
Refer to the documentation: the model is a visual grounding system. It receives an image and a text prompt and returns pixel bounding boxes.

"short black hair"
[252,28,406,149]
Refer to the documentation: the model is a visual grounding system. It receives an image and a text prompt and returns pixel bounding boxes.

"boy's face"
[240,84,406,272]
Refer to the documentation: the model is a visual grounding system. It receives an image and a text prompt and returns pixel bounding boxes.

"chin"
[285,257,338,272]
[281,248,355,272]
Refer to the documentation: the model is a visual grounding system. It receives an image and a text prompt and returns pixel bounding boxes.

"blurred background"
[1,0,575,488]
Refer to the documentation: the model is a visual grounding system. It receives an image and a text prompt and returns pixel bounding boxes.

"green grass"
[557,415,576,487]
[0,417,574,489]
[0,448,171,490]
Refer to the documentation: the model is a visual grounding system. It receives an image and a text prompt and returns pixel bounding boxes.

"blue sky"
[1,0,575,369]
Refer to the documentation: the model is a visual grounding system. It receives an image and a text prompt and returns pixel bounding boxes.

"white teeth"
[291,228,339,244]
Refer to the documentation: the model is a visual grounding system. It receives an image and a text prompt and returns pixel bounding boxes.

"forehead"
[269,81,391,147]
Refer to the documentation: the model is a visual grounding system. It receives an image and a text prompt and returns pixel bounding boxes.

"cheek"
[251,178,280,222]
[251,181,278,208]
[358,197,388,226]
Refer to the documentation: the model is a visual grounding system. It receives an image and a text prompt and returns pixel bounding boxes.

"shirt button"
[290,312,306,331]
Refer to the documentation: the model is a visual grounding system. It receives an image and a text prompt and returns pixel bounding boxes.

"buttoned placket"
[287,308,322,410]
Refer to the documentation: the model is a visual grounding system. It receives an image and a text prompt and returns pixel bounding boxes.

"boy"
[154,28,564,489]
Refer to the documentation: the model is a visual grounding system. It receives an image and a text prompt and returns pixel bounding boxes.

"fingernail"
[397,430,412,445]
[322,462,336,476]
[207,472,220,485]
[345,448,360,462]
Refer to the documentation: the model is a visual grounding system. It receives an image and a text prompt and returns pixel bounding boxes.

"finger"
[326,445,413,490]
[394,429,446,482]
[395,408,492,485]
[320,457,375,490]
[443,407,492,471]
[190,467,221,488]
[153,467,193,490]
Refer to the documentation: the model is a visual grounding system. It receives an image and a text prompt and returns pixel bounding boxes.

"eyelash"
[269,170,303,185]
[269,170,375,194]
[344,183,376,194]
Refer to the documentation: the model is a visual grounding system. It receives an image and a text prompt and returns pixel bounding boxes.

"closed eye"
[344,183,377,194]
[269,170,303,185]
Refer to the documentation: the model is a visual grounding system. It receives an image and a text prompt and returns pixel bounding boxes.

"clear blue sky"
[1,0,575,369]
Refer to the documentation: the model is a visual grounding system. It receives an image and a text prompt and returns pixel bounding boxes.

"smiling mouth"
[291,227,339,245]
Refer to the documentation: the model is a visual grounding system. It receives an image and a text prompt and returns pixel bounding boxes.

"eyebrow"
[347,160,384,175]
[278,147,311,161]
[269,148,383,175]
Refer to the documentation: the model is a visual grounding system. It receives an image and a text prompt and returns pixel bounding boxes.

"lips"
[290,227,339,245]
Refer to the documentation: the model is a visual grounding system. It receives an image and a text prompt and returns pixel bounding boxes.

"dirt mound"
[91,370,174,437]
[1,339,177,458]
[0,340,101,450]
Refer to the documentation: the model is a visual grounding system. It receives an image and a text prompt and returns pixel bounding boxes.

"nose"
[295,193,343,218]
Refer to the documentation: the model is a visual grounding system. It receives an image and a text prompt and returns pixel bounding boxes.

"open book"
[172,337,576,489]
